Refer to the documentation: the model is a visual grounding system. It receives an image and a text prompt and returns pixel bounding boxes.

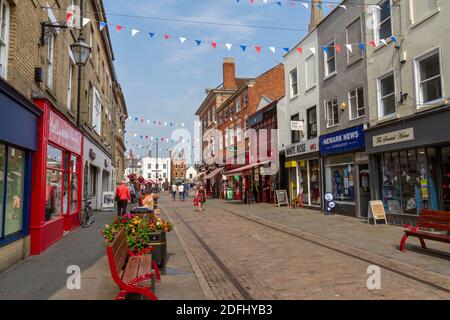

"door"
[358,164,370,217]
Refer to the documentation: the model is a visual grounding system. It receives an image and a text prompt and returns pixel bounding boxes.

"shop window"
[378,72,396,117]
[0,145,4,235]
[298,161,308,204]
[307,107,317,139]
[309,159,321,206]
[349,86,365,119]
[325,161,355,203]
[374,0,392,43]
[326,98,339,127]
[324,39,336,77]
[442,147,450,211]
[415,50,442,105]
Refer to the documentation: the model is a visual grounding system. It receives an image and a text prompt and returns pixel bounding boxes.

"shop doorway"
[358,164,370,217]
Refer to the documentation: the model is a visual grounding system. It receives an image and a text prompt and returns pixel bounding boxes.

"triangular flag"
[302,2,309,9]
[380,39,387,46]
[390,36,398,43]
[225,43,232,51]
[323,46,329,54]
[276,2,282,6]
[339,5,347,10]
[99,22,107,31]
[82,18,91,26]
[115,25,123,33]
[346,44,353,53]
[358,43,366,51]
[269,46,276,54]
[283,48,289,53]
[255,46,261,54]
[309,47,316,54]
[195,40,202,46]
[297,47,303,54]
[240,45,247,52]
[370,40,377,47]
[131,29,140,37]
[211,42,217,48]
[149,32,155,38]
[164,34,171,40]
[66,12,73,22]
[335,44,341,54]
[179,37,187,44]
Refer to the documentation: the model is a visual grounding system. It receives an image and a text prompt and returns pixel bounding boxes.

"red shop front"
[30,99,83,255]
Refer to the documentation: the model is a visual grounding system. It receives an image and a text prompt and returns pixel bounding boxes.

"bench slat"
[111,229,127,253]
[420,209,450,218]
[405,230,450,243]
[114,238,129,275]
[138,254,152,278]
[121,256,141,285]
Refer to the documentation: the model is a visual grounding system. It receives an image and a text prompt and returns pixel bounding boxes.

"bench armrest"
[128,246,154,257]
[402,224,420,232]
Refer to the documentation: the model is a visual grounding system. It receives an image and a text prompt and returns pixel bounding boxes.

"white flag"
[179,37,187,44]
[225,43,232,51]
[339,5,347,10]
[346,44,353,53]
[309,47,316,55]
[82,18,91,26]
[131,29,140,37]
[269,46,276,54]
[302,2,309,9]
[380,39,387,45]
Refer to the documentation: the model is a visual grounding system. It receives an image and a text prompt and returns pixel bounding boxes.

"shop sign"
[290,120,304,131]
[372,128,414,148]
[320,125,365,156]
[49,110,82,155]
[286,138,319,158]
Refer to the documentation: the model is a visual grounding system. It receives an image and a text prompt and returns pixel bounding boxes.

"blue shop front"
[320,125,370,218]
[0,78,41,272]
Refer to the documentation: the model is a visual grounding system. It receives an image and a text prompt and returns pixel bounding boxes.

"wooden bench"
[107,228,161,300]
[400,209,450,252]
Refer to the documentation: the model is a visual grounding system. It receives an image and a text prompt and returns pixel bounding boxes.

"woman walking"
[195,185,206,212]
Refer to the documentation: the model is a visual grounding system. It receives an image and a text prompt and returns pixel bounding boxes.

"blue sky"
[102,0,331,161]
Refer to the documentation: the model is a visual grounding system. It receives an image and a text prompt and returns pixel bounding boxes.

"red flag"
[211,42,217,48]
[370,40,377,47]
[297,47,303,54]
[116,25,123,33]
[164,34,170,40]
[255,46,261,54]
[335,44,341,53]
[66,12,73,22]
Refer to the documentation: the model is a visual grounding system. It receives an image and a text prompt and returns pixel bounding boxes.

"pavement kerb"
[223,207,450,293]
[159,205,216,300]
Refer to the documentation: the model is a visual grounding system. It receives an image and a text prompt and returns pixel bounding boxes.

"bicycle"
[78,197,95,228]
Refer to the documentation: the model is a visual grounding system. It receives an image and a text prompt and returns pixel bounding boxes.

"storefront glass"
[325,154,355,203]
[298,161,309,204]
[0,145,4,235]
[441,147,450,211]
[381,148,437,215]
[309,159,321,206]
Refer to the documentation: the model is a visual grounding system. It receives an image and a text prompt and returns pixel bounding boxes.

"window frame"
[345,16,364,65]
[306,106,318,139]
[374,0,393,44]
[325,98,339,128]
[377,70,396,119]
[92,87,102,135]
[289,68,299,98]
[46,32,55,89]
[290,113,301,144]
[414,47,443,107]
[0,0,10,79]
[348,86,366,120]
[324,39,336,78]
[305,54,316,90]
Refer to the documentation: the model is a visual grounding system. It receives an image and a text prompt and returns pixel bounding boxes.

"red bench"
[107,228,161,300]
[400,209,450,252]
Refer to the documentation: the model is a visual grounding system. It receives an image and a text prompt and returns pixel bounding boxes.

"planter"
[149,231,167,269]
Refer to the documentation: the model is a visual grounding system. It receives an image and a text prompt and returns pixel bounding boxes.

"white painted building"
[185,166,198,182]
[141,157,171,183]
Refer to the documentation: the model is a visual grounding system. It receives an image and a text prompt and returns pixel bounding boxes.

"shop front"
[366,107,450,226]
[31,99,83,255]
[320,125,368,217]
[0,80,41,270]
[285,138,321,208]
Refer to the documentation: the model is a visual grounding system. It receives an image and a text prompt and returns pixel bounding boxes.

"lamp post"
[70,0,91,128]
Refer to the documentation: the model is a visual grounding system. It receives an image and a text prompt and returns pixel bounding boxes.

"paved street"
[160,194,450,300]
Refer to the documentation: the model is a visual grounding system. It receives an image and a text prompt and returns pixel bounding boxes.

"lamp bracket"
[40,21,70,46]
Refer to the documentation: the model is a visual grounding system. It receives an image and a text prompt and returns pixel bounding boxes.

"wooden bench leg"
[419,237,427,249]
[400,233,408,252]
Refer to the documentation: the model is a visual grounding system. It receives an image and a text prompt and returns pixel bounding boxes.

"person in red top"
[115,181,131,216]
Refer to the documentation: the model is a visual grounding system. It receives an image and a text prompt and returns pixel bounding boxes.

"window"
[46,33,55,89]
[243,93,248,108]
[410,0,438,24]
[415,50,442,105]
[46,145,63,221]
[236,98,241,113]
[307,107,317,139]
[96,45,100,74]
[346,17,363,64]
[326,99,339,127]
[349,86,365,119]
[225,130,229,148]
[148,173,151,179]
[219,133,223,150]
[324,39,336,77]
[291,113,300,144]
[305,54,316,89]
[229,127,235,146]
[163,164,166,169]
[67,58,75,112]
[236,123,243,142]
[0,146,25,237]
[218,112,223,125]
[0,0,10,79]
[378,72,396,117]
[289,68,299,97]
[325,162,355,202]
[374,0,392,42]
[148,163,151,169]
[93,87,102,134]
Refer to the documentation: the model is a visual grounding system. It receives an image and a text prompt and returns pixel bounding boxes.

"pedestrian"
[178,184,185,201]
[171,183,177,201]
[115,181,131,216]
[195,184,206,212]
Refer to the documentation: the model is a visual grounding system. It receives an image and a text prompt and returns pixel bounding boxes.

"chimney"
[309,0,324,32]
[223,58,237,90]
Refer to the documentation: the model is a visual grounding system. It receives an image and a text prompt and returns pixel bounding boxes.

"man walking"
[115,181,131,216]
[171,183,177,201]
[178,183,185,201]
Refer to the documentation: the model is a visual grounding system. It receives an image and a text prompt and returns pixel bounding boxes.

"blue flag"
[358,43,366,51]
[240,45,247,52]
[148,32,155,38]
[99,22,107,31]
[195,40,202,46]
[283,47,290,53]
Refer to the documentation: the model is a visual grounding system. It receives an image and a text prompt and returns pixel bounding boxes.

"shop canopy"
[203,167,225,180]
[224,161,271,176]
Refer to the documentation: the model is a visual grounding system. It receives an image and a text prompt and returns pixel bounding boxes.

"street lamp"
[70,35,91,66]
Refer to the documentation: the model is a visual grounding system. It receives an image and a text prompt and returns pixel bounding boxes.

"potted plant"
[103,213,173,268]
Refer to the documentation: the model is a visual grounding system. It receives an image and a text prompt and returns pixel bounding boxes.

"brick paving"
[160,194,450,300]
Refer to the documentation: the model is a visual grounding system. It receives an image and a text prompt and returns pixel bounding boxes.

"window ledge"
[373,38,394,53]
[349,115,365,122]
[416,98,444,110]
[410,9,439,30]
[323,71,337,81]
[326,124,339,129]
[376,113,397,124]
[289,94,299,102]
[305,84,317,93]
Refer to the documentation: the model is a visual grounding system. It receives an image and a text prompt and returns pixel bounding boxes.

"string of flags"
[235,0,353,10]
[65,12,397,56]
[127,135,191,143]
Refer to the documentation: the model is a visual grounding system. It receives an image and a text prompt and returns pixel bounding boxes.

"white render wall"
[278,28,320,151]
[141,157,171,182]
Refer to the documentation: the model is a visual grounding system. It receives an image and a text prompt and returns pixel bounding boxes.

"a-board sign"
[102,192,115,211]
[368,200,388,225]
[275,190,289,207]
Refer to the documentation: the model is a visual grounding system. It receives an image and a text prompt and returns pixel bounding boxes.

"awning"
[203,167,224,180]
[197,172,207,179]
[224,161,270,176]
